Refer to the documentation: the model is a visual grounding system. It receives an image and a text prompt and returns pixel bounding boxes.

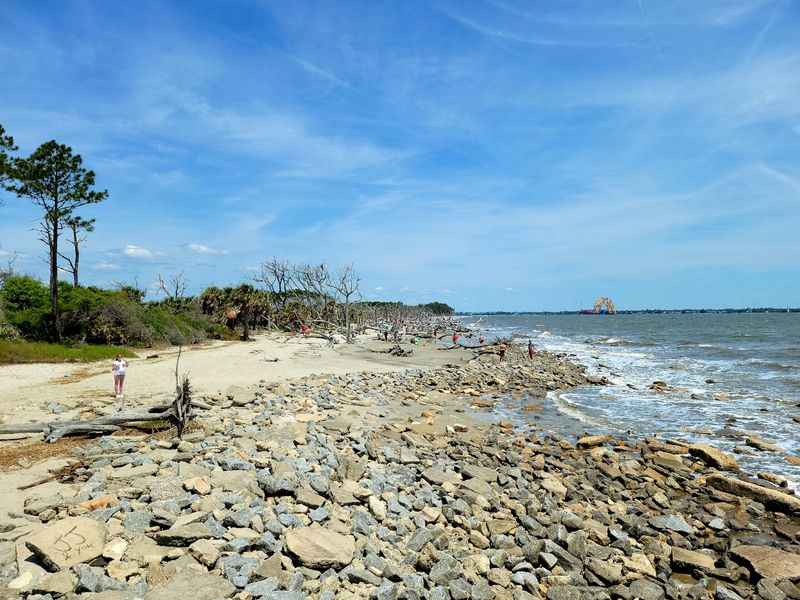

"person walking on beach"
[112,355,129,399]
[452,331,460,346]
[528,340,535,360]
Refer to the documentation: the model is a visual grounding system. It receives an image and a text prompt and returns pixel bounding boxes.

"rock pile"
[1,351,799,600]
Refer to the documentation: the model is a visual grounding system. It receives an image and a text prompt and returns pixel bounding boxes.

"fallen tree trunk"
[0,401,208,442]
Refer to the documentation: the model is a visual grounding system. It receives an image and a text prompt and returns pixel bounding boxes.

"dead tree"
[255,257,292,309]
[157,271,188,301]
[57,216,95,287]
[292,263,331,322]
[330,264,361,343]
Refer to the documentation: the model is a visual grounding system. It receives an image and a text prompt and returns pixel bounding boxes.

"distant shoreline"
[458,307,799,315]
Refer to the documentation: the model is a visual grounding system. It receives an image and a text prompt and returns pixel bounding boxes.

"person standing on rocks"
[112,354,129,399]
[528,339,535,359]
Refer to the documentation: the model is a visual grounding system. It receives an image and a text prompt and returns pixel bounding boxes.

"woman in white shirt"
[112,355,129,399]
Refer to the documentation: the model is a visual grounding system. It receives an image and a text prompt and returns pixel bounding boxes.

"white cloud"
[187,243,228,256]
[93,261,121,271]
[374,286,384,291]
[504,287,514,292]
[123,244,154,259]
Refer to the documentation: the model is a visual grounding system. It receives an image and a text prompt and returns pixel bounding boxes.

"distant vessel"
[581,297,617,315]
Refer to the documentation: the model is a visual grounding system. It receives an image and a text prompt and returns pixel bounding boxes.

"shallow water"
[462,313,800,487]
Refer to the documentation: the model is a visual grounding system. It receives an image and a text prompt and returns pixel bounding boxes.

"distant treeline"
[360,301,454,315]
[458,308,799,316]
[0,272,454,346]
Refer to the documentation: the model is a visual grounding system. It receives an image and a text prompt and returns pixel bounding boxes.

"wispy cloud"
[288,55,351,89]
[93,261,121,271]
[441,9,642,48]
[187,243,228,256]
[122,244,155,259]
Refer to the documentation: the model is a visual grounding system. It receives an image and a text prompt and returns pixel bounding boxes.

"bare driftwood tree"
[330,264,361,343]
[0,250,20,284]
[157,271,188,301]
[293,263,331,321]
[57,216,95,287]
[256,257,292,307]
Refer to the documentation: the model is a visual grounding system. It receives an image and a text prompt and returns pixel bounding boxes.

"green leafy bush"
[0,275,224,347]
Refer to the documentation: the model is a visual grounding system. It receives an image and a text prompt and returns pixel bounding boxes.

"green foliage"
[5,140,109,213]
[0,275,225,346]
[0,123,17,190]
[0,340,134,365]
[420,301,454,315]
[0,275,51,338]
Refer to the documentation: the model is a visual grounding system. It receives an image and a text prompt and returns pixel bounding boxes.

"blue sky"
[1,0,798,311]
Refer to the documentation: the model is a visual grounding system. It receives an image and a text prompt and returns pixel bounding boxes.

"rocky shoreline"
[1,346,799,600]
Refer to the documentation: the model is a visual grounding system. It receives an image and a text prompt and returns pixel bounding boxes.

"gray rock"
[547,586,582,600]
[650,514,694,535]
[407,527,436,552]
[221,555,260,588]
[375,582,400,600]
[716,586,744,600]
[471,581,496,600]
[758,579,787,600]
[511,571,539,593]
[586,557,622,584]
[74,565,127,593]
[450,578,472,600]
[309,506,330,522]
[629,580,665,600]
[430,555,463,584]
[348,568,382,586]
[430,586,449,600]
[153,523,212,546]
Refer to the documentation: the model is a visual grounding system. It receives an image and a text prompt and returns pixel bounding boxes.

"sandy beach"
[0,334,470,429]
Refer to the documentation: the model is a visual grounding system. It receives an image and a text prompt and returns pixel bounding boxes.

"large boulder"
[24,517,107,571]
[285,527,355,568]
[707,474,800,514]
[731,545,800,581]
[689,444,739,471]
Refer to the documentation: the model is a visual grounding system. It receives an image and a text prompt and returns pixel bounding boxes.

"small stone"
[189,538,220,567]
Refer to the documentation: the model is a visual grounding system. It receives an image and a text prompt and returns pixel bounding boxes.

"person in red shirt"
[452,332,460,346]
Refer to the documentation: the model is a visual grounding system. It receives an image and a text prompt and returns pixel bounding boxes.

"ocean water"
[461,313,800,486]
